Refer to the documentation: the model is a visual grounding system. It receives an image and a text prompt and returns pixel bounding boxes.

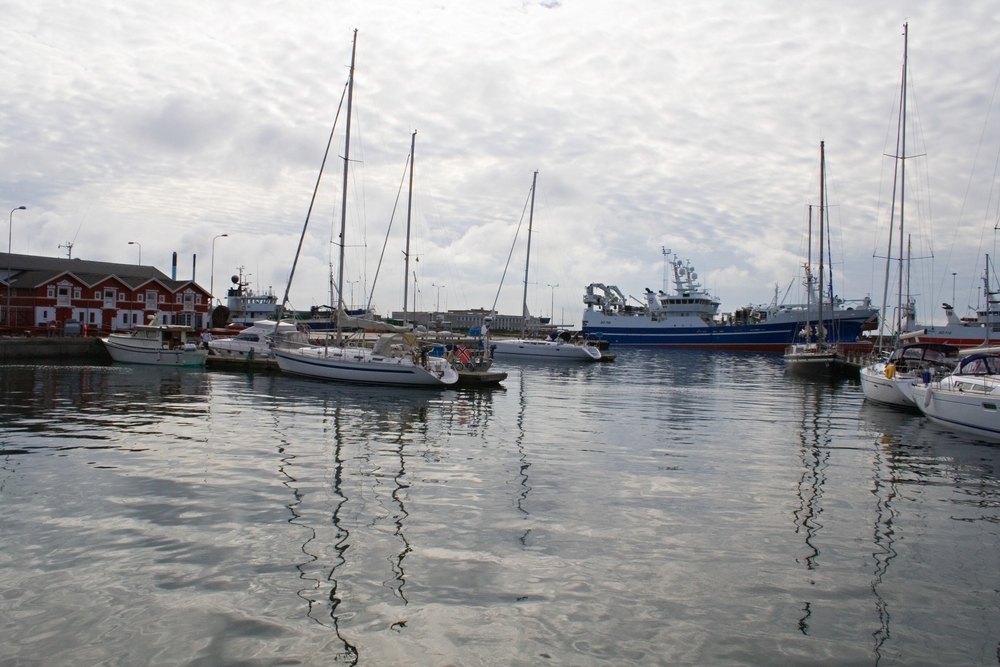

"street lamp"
[6,206,26,327]
[547,283,559,323]
[128,241,141,265]
[431,283,445,312]
[210,233,229,305]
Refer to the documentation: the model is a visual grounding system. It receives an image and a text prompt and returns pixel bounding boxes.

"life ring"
[455,362,466,371]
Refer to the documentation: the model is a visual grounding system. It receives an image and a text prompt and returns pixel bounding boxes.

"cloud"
[2,0,999,324]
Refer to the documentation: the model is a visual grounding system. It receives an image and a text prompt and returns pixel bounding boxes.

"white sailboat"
[272,31,457,388]
[492,171,604,362]
[911,349,1000,440]
[859,23,947,406]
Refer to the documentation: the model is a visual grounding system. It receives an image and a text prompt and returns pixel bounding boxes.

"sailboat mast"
[520,171,538,337]
[402,130,416,325]
[806,204,813,338]
[336,29,358,345]
[895,22,909,334]
[818,141,826,346]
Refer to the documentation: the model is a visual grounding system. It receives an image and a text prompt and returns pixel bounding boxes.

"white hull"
[493,338,602,361]
[102,338,208,367]
[208,320,296,359]
[912,382,1000,440]
[274,346,458,386]
[859,363,918,407]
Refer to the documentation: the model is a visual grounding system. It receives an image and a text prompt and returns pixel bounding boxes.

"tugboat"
[222,267,278,326]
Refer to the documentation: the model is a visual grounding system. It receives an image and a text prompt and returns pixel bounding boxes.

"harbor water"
[1,349,999,666]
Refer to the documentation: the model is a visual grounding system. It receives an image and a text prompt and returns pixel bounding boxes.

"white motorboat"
[274,332,458,387]
[102,321,208,367]
[911,351,1000,440]
[208,320,297,359]
[860,341,958,407]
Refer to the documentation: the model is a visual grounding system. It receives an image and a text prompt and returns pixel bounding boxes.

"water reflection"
[792,380,834,635]
[0,364,210,452]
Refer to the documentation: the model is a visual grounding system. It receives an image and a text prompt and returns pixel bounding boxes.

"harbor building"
[0,252,212,335]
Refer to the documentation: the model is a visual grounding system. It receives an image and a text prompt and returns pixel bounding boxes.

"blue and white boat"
[582,255,878,351]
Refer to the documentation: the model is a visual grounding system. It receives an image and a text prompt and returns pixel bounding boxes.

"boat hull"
[273,348,458,386]
[859,364,918,407]
[102,338,208,367]
[493,339,602,361]
[906,326,997,349]
[582,313,874,352]
[912,382,1000,440]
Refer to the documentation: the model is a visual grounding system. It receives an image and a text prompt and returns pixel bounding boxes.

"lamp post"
[210,234,229,305]
[6,206,26,327]
[547,283,559,323]
[431,283,445,312]
[128,241,141,265]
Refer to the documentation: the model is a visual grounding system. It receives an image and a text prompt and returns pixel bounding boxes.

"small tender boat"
[102,320,208,367]
[859,341,958,408]
[208,320,297,359]
[910,350,1000,440]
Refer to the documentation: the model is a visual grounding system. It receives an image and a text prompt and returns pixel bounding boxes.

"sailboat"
[272,31,458,387]
[784,141,851,374]
[860,23,959,405]
[492,172,604,361]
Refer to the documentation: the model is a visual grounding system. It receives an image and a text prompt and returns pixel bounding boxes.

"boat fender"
[885,364,896,379]
[923,386,933,408]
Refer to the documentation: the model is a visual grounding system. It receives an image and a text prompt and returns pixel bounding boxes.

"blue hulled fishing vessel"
[581,254,878,352]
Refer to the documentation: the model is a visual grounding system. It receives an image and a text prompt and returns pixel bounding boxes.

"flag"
[456,345,472,364]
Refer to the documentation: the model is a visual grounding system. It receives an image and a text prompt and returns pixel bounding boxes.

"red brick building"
[1,253,212,335]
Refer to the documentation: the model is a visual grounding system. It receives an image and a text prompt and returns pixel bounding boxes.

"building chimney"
[192,254,196,281]
[172,252,177,280]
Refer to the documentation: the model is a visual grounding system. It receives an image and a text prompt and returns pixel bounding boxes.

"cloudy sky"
[3,0,1000,326]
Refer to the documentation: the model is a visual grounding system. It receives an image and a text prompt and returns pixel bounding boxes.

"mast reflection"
[793,380,833,635]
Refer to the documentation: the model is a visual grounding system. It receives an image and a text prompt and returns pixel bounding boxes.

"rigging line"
[366,150,410,313]
[274,75,350,329]
[491,185,534,313]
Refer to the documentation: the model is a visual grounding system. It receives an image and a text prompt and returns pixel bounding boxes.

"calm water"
[1,349,999,666]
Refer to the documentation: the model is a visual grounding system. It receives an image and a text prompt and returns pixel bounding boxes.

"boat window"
[902,348,924,360]
[960,356,1000,375]
[236,333,260,342]
[924,350,946,363]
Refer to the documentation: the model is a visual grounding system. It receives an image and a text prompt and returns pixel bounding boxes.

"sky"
[3,0,1000,327]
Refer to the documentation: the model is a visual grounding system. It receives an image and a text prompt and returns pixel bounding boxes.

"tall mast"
[806,204,813,337]
[818,141,826,346]
[520,171,538,337]
[336,29,358,345]
[895,22,909,334]
[402,130,416,325]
